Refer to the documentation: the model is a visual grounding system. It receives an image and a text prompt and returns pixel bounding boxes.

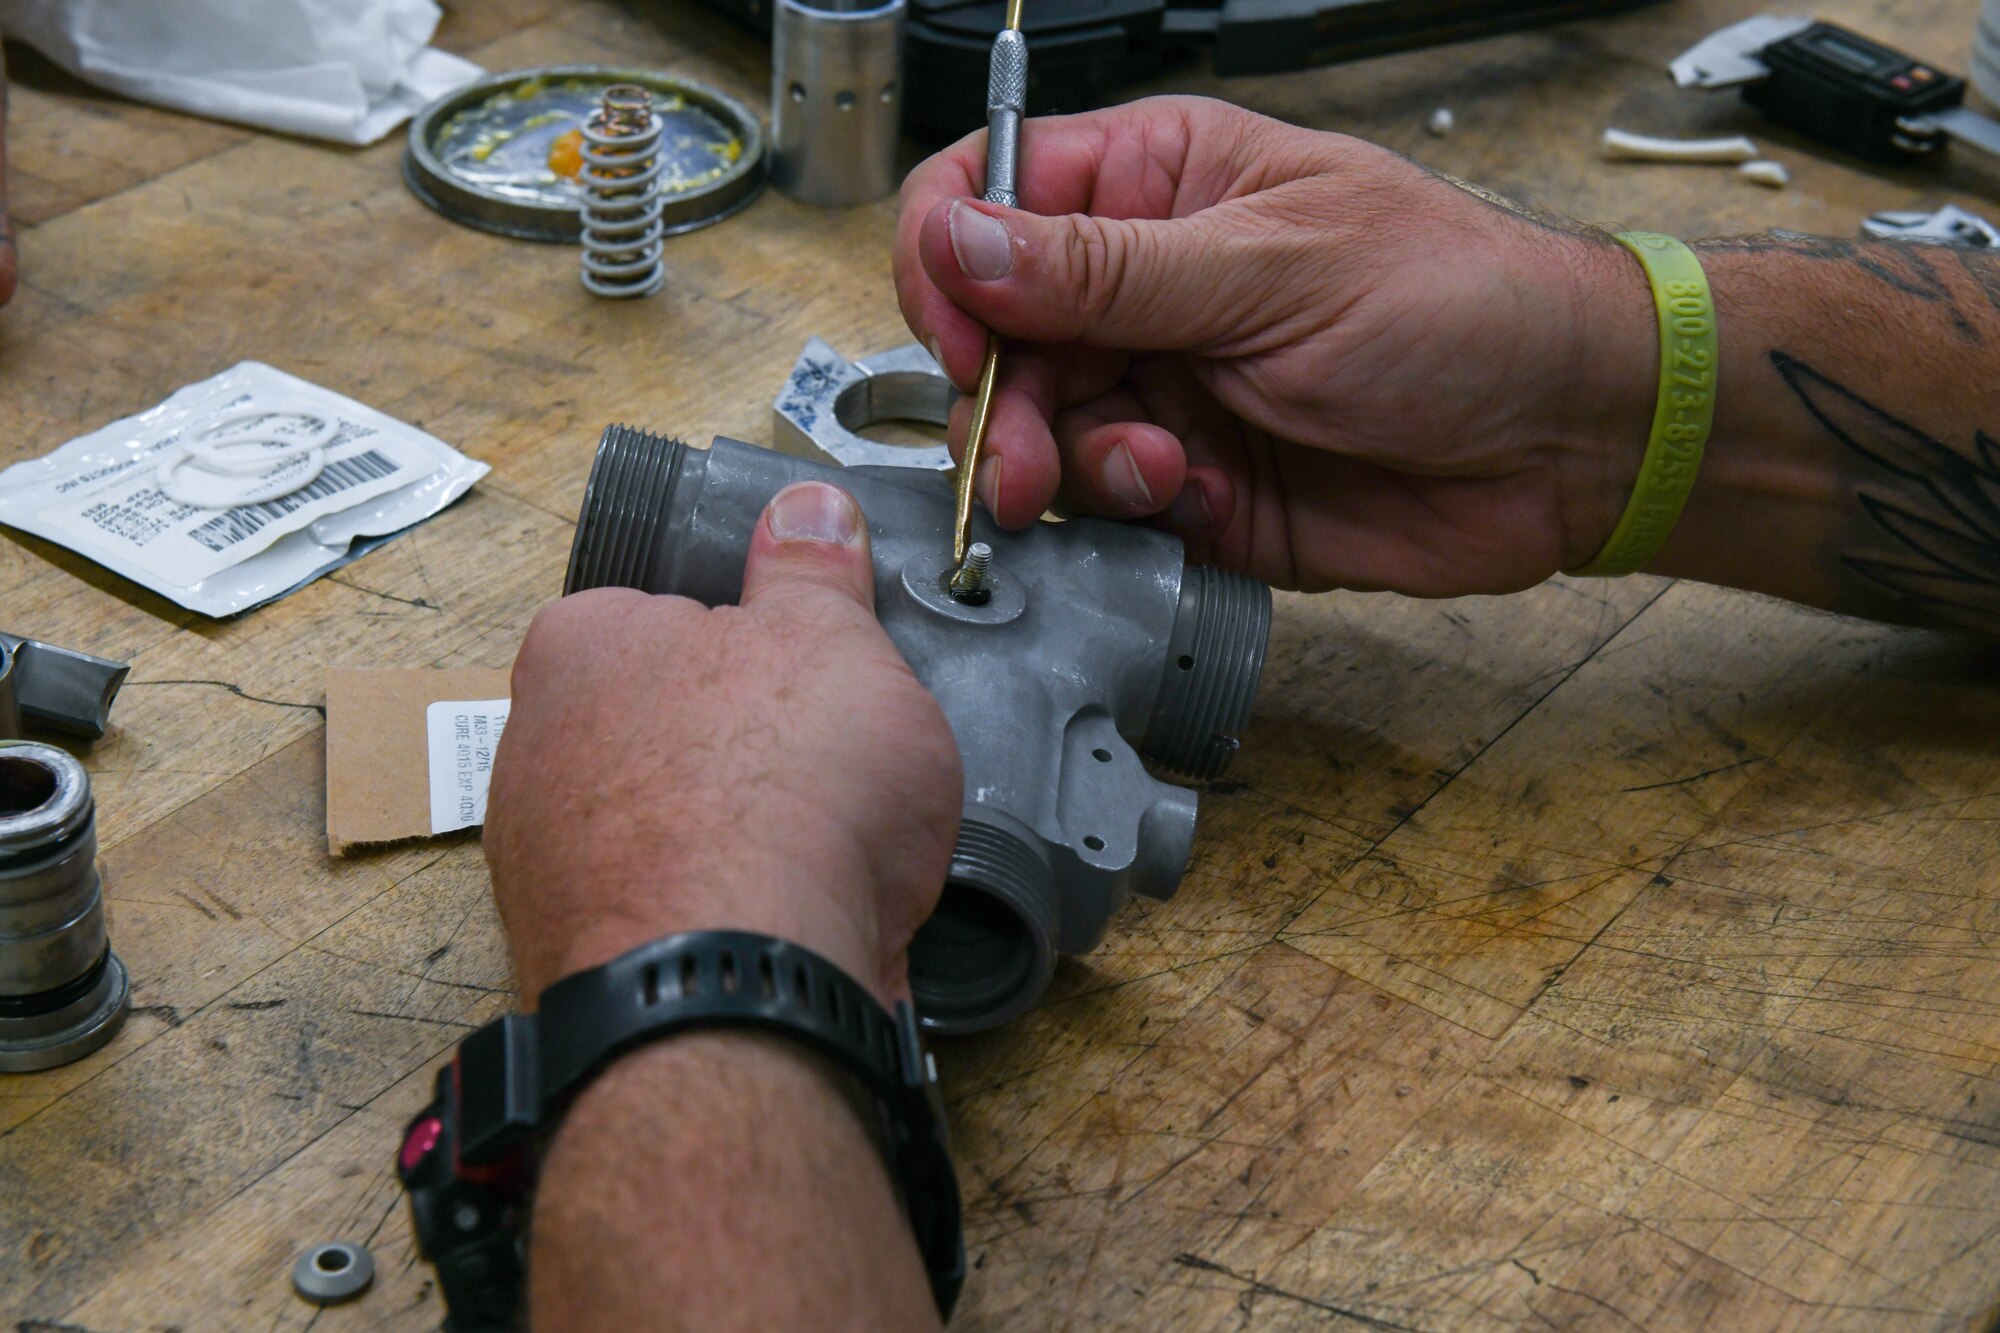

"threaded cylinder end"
[564,425,689,594]
[910,814,1057,1034]
[1143,565,1273,780]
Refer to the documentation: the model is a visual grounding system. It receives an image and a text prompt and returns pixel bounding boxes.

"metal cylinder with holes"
[771,0,906,205]
[0,742,128,1071]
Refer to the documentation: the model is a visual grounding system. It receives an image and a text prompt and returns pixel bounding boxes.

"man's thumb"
[739,482,876,615]
[920,196,1229,350]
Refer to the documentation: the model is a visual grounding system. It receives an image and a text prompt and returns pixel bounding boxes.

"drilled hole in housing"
[0,757,56,815]
[833,370,953,450]
[1177,655,1195,671]
[1084,835,1105,851]
[1092,748,1112,763]
[835,89,857,111]
[789,81,807,102]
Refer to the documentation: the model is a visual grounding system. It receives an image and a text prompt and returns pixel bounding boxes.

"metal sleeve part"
[772,0,907,206]
[0,743,128,1071]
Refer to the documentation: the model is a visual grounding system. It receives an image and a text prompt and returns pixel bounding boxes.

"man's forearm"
[1645,237,2000,633]
[531,1032,940,1331]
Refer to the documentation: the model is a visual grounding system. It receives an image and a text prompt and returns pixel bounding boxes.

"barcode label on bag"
[0,361,489,616]
[35,430,427,588]
[188,450,400,552]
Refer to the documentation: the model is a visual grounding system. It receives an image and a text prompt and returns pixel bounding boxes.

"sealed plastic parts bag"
[0,0,481,144]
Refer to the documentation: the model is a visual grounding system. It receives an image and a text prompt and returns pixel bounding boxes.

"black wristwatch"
[395,930,965,1330]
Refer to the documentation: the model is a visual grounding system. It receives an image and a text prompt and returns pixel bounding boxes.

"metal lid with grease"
[403,66,767,243]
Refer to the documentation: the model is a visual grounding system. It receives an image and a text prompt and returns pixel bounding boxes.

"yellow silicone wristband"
[1565,232,1717,577]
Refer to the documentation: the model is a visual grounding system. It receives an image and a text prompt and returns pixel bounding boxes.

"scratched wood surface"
[2,0,1998,1327]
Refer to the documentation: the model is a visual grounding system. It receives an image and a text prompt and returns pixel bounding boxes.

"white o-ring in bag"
[155,406,338,508]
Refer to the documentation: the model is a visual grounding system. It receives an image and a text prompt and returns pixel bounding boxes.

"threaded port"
[564,425,688,594]
[909,815,1057,1034]
[1143,566,1273,780]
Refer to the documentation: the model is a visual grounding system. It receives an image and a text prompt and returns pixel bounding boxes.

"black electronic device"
[704,0,1665,141]
[1673,15,2000,168]
[1748,22,1965,163]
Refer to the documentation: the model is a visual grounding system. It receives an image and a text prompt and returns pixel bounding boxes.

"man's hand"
[896,95,1655,596]
[486,480,962,1004]
[487,482,956,1330]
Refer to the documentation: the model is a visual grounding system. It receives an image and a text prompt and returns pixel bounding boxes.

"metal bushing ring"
[292,1241,375,1305]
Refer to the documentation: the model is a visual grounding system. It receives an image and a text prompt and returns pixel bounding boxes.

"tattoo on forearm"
[1954,249,2000,320]
[1772,351,2000,635]
[1700,236,1982,343]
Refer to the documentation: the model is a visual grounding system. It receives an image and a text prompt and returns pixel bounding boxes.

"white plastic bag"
[0,0,481,144]
[0,362,490,616]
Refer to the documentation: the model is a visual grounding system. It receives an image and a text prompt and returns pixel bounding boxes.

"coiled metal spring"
[580,85,666,299]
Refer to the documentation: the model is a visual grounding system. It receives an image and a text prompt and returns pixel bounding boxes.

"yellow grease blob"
[547,128,586,179]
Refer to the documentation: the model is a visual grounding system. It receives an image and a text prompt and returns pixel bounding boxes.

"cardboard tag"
[325,667,511,855]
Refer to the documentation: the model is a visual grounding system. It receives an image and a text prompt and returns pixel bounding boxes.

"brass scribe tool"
[949,0,1028,599]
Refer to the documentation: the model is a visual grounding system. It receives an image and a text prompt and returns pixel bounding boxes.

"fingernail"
[767,482,862,546]
[949,200,1013,282]
[976,455,1004,516]
[927,335,961,390]
[1170,482,1212,530]
[1103,442,1154,509]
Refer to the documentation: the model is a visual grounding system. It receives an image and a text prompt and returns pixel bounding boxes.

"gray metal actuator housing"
[566,429,1272,1033]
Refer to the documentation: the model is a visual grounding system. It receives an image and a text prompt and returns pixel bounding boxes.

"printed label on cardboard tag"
[426,698,511,834]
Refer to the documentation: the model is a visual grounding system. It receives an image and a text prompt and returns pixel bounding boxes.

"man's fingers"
[1051,411,1187,519]
[919,197,1265,352]
[740,482,877,617]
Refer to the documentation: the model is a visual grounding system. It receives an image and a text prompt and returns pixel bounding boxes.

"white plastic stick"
[1601,128,1759,163]
[1738,159,1791,187]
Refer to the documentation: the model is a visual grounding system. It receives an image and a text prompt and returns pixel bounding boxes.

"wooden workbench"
[4,0,1999,1326]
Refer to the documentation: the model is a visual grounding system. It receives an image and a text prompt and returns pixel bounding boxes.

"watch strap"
[449,930,964,1319]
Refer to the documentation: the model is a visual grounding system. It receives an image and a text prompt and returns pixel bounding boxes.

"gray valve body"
[566,430,1271,1032]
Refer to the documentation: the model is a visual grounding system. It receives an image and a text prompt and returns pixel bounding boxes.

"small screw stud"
[950,542,993,604]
